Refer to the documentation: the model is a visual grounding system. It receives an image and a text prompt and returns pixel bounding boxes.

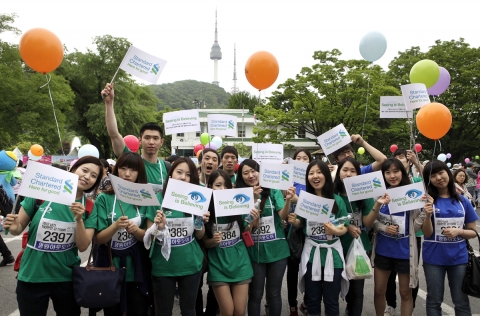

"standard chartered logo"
[151,63,160,75]
[63,179,73,194]
[339,129,347,137]
[140,189,152,199]
[228,120,234,129]
[321,204,329,215]
[372,177,382,188]
[282,170,289,181]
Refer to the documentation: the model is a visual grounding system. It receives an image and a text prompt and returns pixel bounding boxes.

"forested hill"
[149,80,231,110]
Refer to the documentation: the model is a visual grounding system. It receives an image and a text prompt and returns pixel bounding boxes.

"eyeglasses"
[338,150,353,158]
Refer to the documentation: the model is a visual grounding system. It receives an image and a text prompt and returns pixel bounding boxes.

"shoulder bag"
[462,229,480,298]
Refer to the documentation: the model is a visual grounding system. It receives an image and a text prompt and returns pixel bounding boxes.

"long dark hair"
[381,158,410,188]
[235,159,271,199]
[305,160,338,215]
[70,156,103,193]
[293,148,312,162]
[333,157,366,212]
[105,152,147,194]
[162,157,200,200]
[205,170,244,238]
[423,160,460,202]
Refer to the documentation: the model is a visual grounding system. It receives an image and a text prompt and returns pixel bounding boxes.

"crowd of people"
[0,83,479,316]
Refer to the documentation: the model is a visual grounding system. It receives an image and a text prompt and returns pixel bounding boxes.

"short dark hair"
[199,148,219,163]
[70,156,103,193]
[392,148,408,158]
[453,169,467,185]
[293,148,312,163]
[221,146,238,160]
[162,157,200,199]
[166,155,180,163]
[332,144,353,162]
[139,122,164,138]
[423,160,460,202]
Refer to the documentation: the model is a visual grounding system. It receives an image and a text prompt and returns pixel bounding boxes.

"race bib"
[213,222,241,248]
[34,218,76,252]
[378,213,407,238]
[306,217,338,241]
[252,216,276,242]
[166,217,194,247]
[350,212,363,229]
[434,217,464,243]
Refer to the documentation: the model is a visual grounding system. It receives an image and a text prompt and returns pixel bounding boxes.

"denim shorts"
[374,253,410,274]
[208,278,251,286]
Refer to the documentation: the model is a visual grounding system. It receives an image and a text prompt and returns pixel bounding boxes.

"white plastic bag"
[345,238,373,280]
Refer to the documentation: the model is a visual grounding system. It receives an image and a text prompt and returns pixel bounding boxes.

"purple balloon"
[427,67,450,96]
[446,153,451,159]
[205,142,217,151]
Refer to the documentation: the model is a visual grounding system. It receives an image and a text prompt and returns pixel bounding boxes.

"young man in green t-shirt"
[220,146,238,185]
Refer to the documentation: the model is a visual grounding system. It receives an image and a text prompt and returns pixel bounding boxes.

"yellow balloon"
[358,147,365,155]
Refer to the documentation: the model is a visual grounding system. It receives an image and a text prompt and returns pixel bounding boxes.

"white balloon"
[28,150,42,161]
[78,144,99,158]
[211,136,223,148]
[437,154,447,162]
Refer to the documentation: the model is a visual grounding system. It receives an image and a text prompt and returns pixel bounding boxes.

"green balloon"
[476,155,479,160]
[409,59,440,88]
[200,133,211,145]
[357,147,365,155]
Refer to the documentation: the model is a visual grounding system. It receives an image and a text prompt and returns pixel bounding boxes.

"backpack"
[164,160,171,173]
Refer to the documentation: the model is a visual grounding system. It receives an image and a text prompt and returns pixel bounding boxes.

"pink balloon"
[414,143,422,153]
[194,143,204,155]
[427,67,451,96]
[124,135,140,152]
[465,158,470,163]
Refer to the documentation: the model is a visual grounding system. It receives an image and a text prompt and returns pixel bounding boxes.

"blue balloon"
[437,154,447,162]
[359,31,387,62]
[447,163,451,168]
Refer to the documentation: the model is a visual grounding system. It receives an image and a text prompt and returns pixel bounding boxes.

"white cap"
[107,159,116,166]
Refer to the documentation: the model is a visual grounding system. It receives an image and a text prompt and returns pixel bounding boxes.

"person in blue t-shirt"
[421,160,478,316]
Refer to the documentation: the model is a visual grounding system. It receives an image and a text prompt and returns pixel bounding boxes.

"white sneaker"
[384,305,396,316]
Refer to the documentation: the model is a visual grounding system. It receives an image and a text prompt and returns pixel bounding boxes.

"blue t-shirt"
[422,195,479,266]
[375,204,410,260]
[360,164,373,175]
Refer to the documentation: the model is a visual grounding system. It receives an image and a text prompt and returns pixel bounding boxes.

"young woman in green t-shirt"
[4,156,103,316]
[203,169,258,316]
[94,152,151,315]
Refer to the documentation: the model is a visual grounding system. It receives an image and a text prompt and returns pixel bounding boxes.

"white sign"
[18,161,79,205]
[401,83,431,111]
[294,191,334,222]
[380,96,414,119]
[252,144,283,163]
[108,175,159,206]
[163,109,201,135]
[213,188,254,217]
[162,178,212,216]
[342,171,387,201]
[317,124,352,156]
[119,45,167,84]
[259,163,293,190]
[287,158,308,185]
[207,114,237,137]
[387,182,425,214]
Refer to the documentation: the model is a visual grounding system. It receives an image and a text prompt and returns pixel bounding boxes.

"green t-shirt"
[230,174,237,186]
[246,189,290,263]
[18,197,97,283]
[301,195,350,268]
[95,193,148,282]
[207,217,253,282]
[146,196,203,277]
[338,195,374,255]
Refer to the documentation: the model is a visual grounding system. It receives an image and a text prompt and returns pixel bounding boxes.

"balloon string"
[41,74,65,156]
[426,140,438,192]
[361,65,372,138]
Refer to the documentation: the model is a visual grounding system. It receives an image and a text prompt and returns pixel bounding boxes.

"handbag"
[462,229,480,298]
[72,243,126,308]
[287,225,304,259]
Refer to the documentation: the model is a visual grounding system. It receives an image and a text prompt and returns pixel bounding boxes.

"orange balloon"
[196,150,203,159]
[416,102,452,140]
[19,28,64,74]
[30,144,44,156]
[245,51,279,90]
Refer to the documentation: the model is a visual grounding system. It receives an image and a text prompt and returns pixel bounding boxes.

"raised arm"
[102,83,126,157]
[351,134,387,172]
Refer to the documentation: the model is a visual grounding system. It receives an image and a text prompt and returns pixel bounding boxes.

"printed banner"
[51,156,78,164]
[317,124,352,156]
[163,109,201,135]
[252,144,283,163]
[380,96,414,119]
[259,163,293,190]
[119,45,167,84]
[342,171,387,201]
[18,161,79,205]
[401,83,431,111]
[108,174,159,206]
[207,114,237,137]
[22,155,52,165]
[162,178,212,216]
[287,158,308,185]
[294,190,334,222]
[387,182,425,214]
[213,187,254,217]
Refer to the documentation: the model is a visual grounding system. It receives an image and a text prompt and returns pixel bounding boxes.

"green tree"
[227,91,264,113]
[0,13,21,35]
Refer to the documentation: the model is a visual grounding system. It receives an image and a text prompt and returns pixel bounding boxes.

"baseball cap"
[107,159,116,166]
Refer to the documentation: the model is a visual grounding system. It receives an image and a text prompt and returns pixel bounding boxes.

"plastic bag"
[345,238,373,280]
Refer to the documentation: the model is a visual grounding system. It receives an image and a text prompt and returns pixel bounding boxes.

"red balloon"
[194,143,205,155]
[390,144,398,153]
[124,135,140,152]
[414,143,422,153]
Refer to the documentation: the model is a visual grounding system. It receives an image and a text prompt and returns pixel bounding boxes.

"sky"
[3,0,480,99]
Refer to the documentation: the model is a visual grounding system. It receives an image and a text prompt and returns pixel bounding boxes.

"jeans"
[248,258,287,316]
[423,263,471,316]
[345,279,364,316]
[152,271,202,316]
[304,263,342,316]
[102,282,149,316]
[16,280,80,316]
[474,188,480,204]
[287,256,300,307]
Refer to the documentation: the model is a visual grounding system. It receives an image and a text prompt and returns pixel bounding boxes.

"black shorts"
[374,253,410,274]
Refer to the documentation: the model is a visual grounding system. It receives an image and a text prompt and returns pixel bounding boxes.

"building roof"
[198,109,254,119]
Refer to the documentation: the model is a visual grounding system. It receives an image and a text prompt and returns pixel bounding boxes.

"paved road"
[2,218,480,316]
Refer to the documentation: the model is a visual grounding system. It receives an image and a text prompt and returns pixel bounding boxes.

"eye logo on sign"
[372,177,382,188]
[405,189,422,199]
[233,194,250,204]
[321,204,329,215]
[228,120,234,129]
[339,129,347,138]
[151,63,160,75]
[282,170,289,181]
[63,179,73,194]
[188,191,207,203]
[140,189,152,199]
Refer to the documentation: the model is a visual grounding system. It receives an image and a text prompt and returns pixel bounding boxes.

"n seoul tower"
[210,10,222,86]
